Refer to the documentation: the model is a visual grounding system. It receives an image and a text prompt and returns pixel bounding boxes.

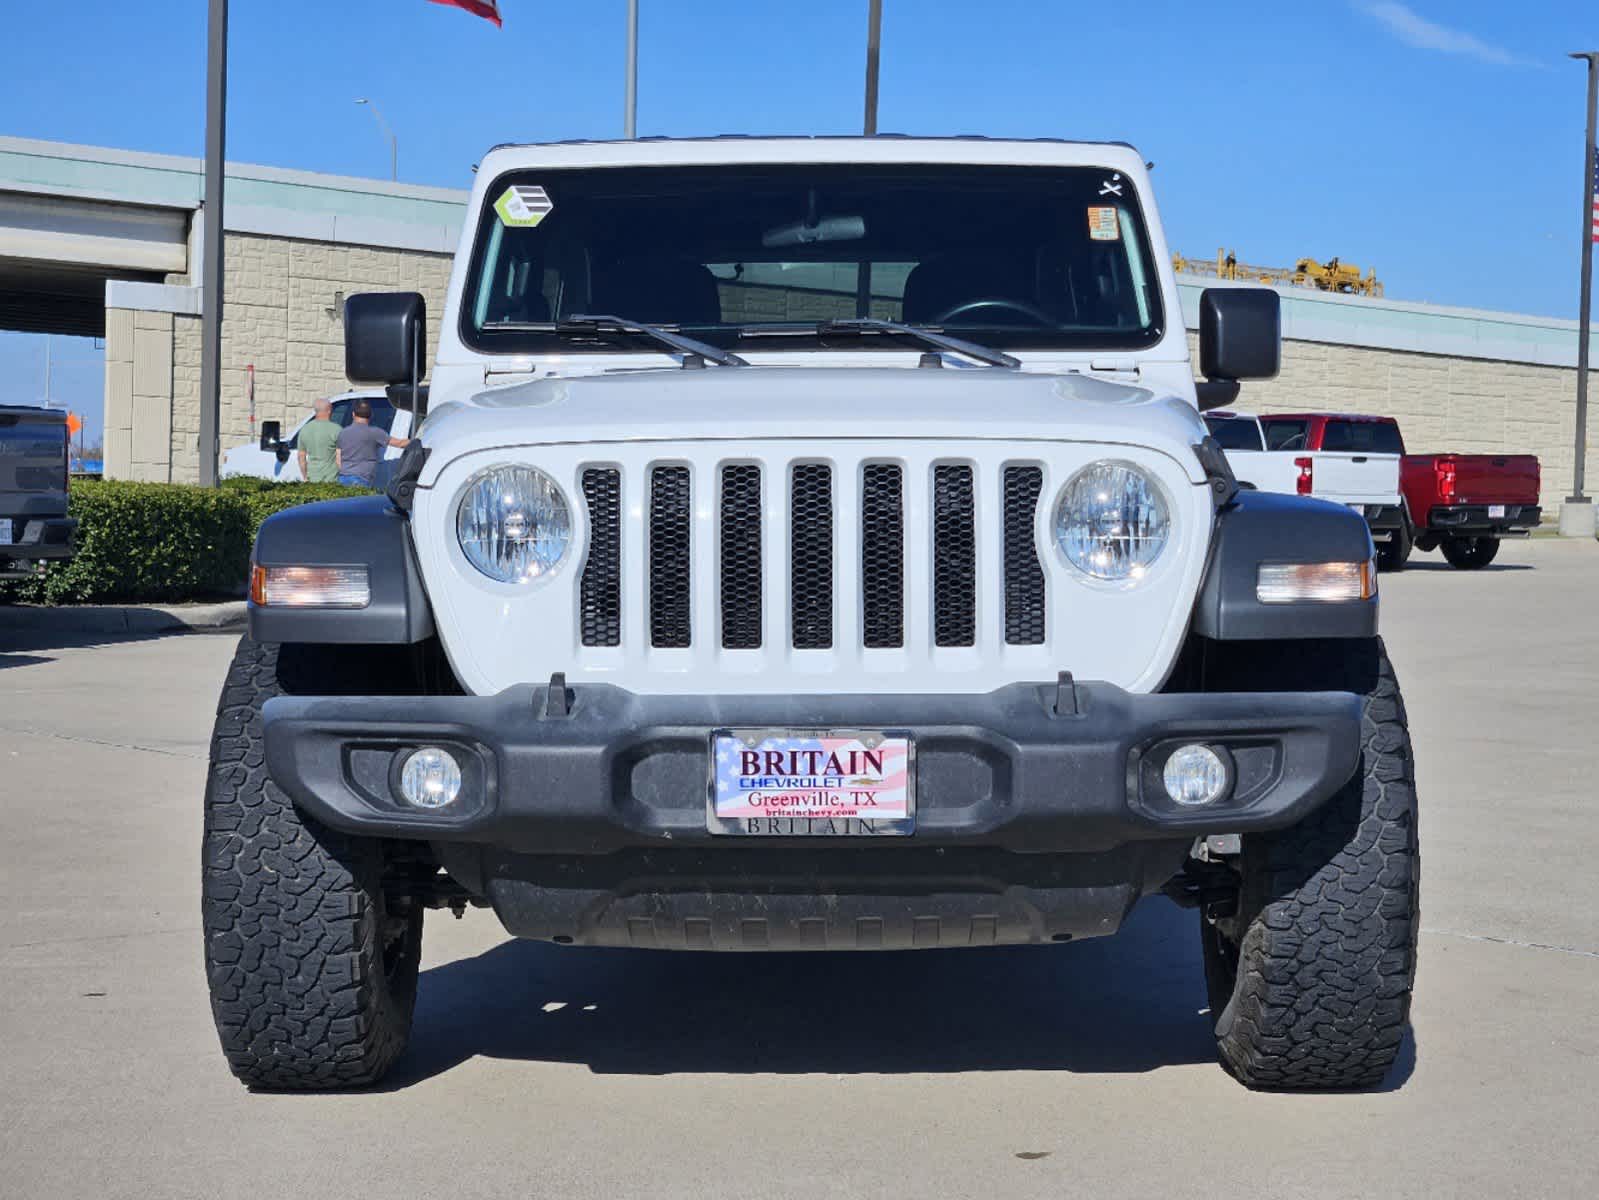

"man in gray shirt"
[336,400,410,487]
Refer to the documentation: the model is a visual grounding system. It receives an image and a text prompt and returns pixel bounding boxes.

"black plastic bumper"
[0,515,76,570]
[1360,504,1406,540]
[1427,503,1541,534]
[262,681,1361,856]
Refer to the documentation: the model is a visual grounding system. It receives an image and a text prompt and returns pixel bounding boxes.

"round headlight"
[456,465,571,584]
[1054,460,1171,582]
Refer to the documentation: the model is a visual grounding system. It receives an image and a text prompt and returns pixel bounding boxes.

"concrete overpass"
[0,135,463,479]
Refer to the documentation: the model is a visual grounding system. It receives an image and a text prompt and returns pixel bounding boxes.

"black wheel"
[1440,535,1500,569]
[1198,638,1419,1090]
[1376,522,1412,572]
[203,637,423,1090]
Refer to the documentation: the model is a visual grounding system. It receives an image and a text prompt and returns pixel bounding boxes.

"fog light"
[1163,744,1229,807]
[399,747,462,809]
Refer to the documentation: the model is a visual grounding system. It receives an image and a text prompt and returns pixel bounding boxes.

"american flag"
[427,0,501,26]
[1592,151,1599,243]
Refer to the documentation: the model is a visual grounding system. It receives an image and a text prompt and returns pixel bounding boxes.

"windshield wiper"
[559,313,747,367]
[816,317,1020,369]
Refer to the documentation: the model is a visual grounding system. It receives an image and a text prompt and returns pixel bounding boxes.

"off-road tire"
[1200,638,1418,1090]
[203,637,423,1090]
[1440,535,1500,570]
[1376,522,1412,572]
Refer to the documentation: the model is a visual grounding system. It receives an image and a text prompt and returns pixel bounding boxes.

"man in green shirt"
[296,398,340,483]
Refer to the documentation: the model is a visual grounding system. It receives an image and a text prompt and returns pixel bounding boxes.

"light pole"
[198,0,228,488]
[1561,51,1598,537]
[356,99,398,181]
[624,0,638,138]
[863,0,882,135]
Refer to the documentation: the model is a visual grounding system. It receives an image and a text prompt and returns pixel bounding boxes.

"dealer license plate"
[1489,505,1507,519]
[0,519,11,545]
[709,730,915,836]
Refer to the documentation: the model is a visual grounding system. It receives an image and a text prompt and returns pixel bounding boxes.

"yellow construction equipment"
[1172,249,1383,298]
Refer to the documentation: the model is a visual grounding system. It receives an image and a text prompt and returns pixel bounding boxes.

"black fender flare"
[1192,490,1378,640]
[248,495,434,644]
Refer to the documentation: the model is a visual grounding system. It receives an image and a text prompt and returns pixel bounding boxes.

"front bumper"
[0,515,76,573]
[1427,503,1541,534]
[263,680,1361,855]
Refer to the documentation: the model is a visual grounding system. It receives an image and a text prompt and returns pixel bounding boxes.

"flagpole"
[1562,51,1599,536]
[198,0,228,488]
[624,0,638,138]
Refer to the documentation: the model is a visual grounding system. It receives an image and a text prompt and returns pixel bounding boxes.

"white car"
[218,388,413,483]
[202,136,1418,1095]
[1203,410,1406,564]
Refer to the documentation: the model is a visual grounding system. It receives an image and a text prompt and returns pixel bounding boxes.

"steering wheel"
[929,297,1055,328]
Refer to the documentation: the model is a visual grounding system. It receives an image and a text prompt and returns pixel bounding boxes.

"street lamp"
[355,98,398,182]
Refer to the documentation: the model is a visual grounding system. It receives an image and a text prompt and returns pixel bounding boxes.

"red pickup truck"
[1257,414,1541,570]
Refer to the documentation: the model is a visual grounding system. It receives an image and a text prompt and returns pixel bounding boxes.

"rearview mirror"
[258,419,281,451]
[345,292,427,386]
[761,215,866,249]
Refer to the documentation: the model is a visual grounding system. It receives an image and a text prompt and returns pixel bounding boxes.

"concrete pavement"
[2,539,1597,1198]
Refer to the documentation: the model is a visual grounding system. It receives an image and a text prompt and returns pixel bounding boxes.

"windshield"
[462,164,1165,355]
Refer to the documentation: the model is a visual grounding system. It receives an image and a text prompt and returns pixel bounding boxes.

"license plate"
[1489,505,1507,519]
[709,730,915,836]
[0,519,12,545]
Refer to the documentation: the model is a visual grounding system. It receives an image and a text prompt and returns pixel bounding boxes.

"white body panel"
[220,390,410,482]
[403,137,1227,698]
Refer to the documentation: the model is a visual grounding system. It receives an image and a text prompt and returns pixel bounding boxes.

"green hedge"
[1,478,369,605]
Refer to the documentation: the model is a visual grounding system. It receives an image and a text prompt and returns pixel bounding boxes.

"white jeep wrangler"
[203,137,1417,1092]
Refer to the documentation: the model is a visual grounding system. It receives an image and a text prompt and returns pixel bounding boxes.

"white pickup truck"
[218,389,412,483]
[1203,410,1406,567]
[203,136,1418,1095]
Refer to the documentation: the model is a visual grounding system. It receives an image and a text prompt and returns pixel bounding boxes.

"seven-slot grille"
[579,460,1050,652]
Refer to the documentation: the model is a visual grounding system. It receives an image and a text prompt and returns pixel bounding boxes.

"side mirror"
[385,382,430,419]
[1197,288,1280,412]
[345,292,427,386]
[259,419,282,451]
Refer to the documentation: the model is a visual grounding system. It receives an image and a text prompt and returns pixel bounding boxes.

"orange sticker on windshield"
[1087,206,1120,241]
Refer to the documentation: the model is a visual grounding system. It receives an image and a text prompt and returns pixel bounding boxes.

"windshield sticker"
[1087,206,1121,242]
[494,184,553,227]
[1098,173,1124,197]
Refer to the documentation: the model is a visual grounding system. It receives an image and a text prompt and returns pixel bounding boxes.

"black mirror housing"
[258,419,282,451]
[1199,288,1280,383]
[345,292,427,386]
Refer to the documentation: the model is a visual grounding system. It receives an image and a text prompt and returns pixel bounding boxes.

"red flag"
[427,0,501,26]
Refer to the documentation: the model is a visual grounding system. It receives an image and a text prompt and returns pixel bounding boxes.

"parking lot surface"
[3,538,1598,1199]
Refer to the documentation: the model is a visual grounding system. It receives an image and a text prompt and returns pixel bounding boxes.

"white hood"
[415,366,1210,485]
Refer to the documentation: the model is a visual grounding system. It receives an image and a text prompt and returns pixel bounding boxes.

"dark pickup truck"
[0,405,77,580]
[1258,413,1540,570]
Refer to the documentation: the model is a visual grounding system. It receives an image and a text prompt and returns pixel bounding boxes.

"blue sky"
[1,0,1595,439]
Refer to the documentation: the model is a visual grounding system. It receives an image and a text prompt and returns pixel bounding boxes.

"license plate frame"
[1488,504,1507,519]
[708,728,916,836]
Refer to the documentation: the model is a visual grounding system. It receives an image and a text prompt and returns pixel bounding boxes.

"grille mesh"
[932,464,976,647]
[649,466,692,648]
[579,468,621,647]
[790,464,834,649]
[719,464,763,648]
[1002,466,1046,645]
[861,464,904,648]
